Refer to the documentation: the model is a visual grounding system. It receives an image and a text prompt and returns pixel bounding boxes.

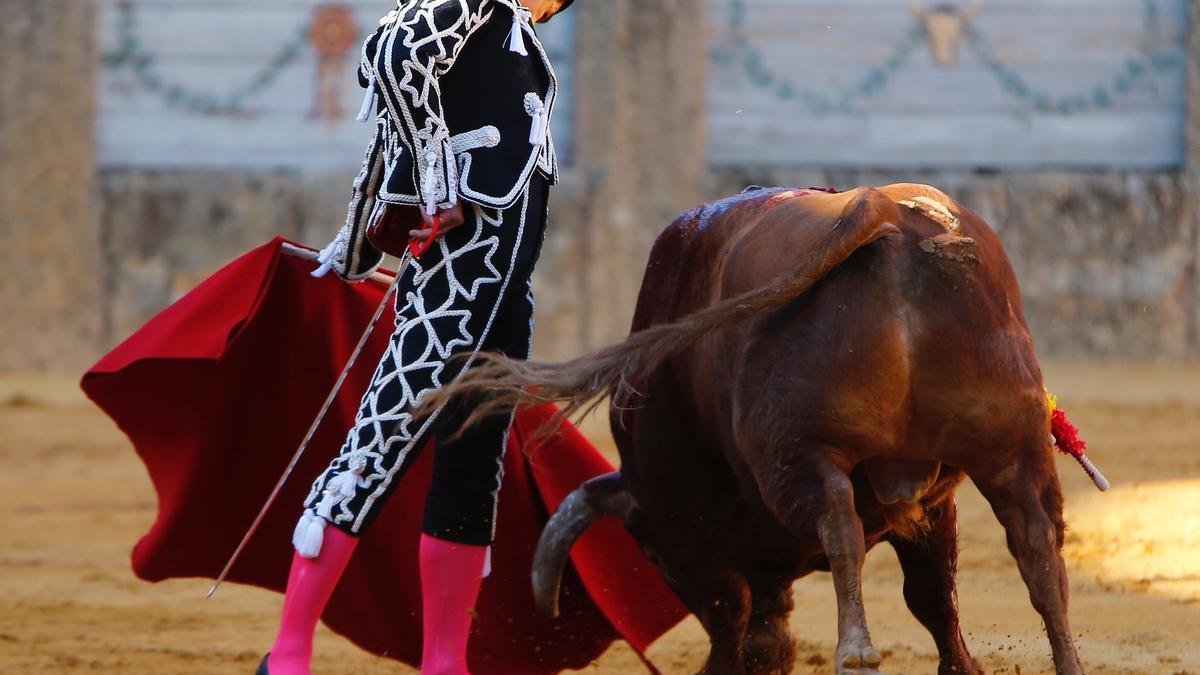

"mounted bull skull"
[909,0,984,67]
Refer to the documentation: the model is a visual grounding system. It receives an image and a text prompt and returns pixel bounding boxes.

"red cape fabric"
[81,237,684,674]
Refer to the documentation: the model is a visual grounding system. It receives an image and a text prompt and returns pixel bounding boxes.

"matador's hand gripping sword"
[207,217,440,598]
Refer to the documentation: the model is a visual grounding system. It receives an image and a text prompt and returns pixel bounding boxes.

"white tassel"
[355,74,377,123]
[316,491,338,520]
[292,512,312,551]
[299,517,326,559]
[527,108,541,145]
[532,110,547,146]
[482,546,492,578]
[311,238,337,278]
[507,10,529,56]
[293,511,326,559]
[525,94,547,146]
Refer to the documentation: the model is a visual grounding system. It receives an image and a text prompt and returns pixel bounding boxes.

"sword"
[206,243,411,598]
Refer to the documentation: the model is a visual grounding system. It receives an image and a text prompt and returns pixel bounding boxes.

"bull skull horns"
[907,0,984,21]
[908,0,985,67]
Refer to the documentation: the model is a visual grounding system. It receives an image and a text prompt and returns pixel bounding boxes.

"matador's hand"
[410,203,465,243]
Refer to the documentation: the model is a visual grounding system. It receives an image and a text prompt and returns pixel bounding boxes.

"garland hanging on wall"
[711,0,1184,116]
[102,0,346,118]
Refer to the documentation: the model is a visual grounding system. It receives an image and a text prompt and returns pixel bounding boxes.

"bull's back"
[682,184,1040,461]
[629,187,801,333]
[629,183,1044,462]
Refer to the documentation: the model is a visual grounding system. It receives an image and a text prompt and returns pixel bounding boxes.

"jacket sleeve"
[311,25,392,282]
[312,121,388,281]
[379,0,497,214]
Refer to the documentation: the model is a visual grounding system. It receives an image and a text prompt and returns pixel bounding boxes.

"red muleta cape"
[81,237,684,674]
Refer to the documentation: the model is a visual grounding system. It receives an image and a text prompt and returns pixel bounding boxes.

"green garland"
[963,0,1181,114]
[713,0,1184,115]
[105,0,1183,118]
[103,0,313,116]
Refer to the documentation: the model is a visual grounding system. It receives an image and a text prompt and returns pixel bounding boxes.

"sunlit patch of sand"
[1064,479,1200,604]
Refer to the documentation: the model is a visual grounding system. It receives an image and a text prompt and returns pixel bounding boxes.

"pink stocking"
[420,534,487,675]
[267,527,358,675]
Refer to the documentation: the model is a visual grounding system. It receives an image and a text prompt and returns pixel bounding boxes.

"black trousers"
[304,175,549,546]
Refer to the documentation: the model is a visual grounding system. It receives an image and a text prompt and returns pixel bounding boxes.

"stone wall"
[0,0,102,372]
[1184,0,1200,357]
[96,170,349,344]
[563,0,708,351]
[92,165,1200,365]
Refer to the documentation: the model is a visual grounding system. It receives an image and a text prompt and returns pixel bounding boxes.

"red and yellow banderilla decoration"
[1046,389,1109,491]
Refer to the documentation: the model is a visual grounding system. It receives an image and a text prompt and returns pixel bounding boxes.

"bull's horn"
[532,472,635,618]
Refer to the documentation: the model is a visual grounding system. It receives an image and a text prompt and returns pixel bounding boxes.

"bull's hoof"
[938,656,984,675]
[837,644,883,673]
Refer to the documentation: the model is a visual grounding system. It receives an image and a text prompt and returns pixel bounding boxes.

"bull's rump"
[630,183,1039,463]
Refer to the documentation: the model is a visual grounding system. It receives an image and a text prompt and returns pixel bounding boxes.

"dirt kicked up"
[0,363,1197,674]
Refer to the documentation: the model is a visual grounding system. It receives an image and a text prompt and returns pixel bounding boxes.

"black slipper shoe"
[255,653,270,675]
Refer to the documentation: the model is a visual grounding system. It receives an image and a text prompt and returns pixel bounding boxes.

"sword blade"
[207,251,409,598]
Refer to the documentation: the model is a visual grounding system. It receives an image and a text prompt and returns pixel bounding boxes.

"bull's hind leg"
[888,497,983,675]
[974,452,1084,675]
[759,453,882,674]
[743,567,796,675]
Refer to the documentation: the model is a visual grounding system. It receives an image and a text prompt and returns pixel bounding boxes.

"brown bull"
[422,184,1092,674]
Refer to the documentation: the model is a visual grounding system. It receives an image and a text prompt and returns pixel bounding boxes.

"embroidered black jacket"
[315,0,559,280]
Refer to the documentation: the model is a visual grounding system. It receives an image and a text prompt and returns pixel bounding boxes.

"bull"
[422,184,1092,674]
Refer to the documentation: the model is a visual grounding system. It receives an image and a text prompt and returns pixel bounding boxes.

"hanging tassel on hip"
[524,93,547,146]
[355,74,377,123]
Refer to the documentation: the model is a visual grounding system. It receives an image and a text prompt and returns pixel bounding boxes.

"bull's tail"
[414,187,901,433]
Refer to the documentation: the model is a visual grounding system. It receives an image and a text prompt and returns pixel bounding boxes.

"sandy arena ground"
[1,362,1197,674]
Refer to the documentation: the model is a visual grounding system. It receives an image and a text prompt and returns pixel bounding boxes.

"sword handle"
[409,214,441,257]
